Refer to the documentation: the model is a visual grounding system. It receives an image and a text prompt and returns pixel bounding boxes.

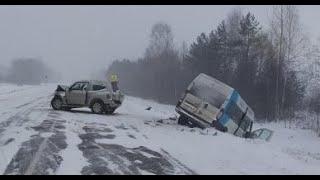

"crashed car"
[51,80,124,114]
[175,73,273,141]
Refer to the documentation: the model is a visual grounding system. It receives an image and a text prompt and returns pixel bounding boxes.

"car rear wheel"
[105,107,115,115]
[51,97,63,110]
[91,101,105,114]
[63,107,72,111]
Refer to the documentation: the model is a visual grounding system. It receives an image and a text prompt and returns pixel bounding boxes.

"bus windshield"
[189,79,226,109]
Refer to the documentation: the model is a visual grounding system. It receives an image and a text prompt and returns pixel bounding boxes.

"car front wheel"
[51,97,63,110]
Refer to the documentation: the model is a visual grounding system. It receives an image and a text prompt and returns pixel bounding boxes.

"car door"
[198,100,219,124]
[251,128,274,141]
[180,93,203,118]
[66,82,88,105]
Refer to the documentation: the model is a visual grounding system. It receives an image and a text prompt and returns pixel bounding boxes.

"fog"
[0,5,319,82]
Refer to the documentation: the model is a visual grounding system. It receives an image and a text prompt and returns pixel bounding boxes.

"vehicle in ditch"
[175,73,273,141]
[51,80,124,114]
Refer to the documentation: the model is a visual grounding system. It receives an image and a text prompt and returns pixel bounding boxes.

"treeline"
[0,58,56,85]
[107,6,319,122]
[107,22,190,106]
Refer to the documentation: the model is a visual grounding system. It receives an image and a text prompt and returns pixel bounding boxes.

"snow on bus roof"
[196,73,233,90]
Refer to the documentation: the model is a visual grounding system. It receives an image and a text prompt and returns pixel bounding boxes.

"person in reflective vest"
[110,74,119,92]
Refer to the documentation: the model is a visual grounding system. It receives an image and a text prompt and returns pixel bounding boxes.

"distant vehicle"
[175,73,273,141]
[51,80,124,114]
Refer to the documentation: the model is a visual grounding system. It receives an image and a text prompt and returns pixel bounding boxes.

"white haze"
[0,5,319,81]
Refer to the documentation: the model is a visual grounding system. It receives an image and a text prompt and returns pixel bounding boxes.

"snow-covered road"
[0,83,319,175]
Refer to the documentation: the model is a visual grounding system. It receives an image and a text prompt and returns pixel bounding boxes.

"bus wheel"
[178,116,188,126]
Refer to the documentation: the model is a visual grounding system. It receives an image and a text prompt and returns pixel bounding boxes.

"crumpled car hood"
[56,85,69,92]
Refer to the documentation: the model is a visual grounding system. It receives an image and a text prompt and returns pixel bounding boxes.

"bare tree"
[225,6,242,41]
[302,39,320,134]
[270,5,284,122]
[145,22,175,59]
[179,41,189,61]
[270,5,306,123]
[139,22,181,103]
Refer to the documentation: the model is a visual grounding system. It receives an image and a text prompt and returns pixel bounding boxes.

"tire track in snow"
[0,95,50,174]
[4,110,67,175]
[56,109,195,175]
[0,95,49,136]
[23,114,61,175]
[0,87,35,96]
[69,113,196,175]
[14,96,47,110]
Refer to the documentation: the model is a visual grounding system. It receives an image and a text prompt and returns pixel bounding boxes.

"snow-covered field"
[0,83,319,175]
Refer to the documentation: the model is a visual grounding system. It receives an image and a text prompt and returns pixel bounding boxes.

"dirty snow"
[0,83,319,175]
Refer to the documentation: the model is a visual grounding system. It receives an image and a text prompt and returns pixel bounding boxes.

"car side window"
[70,83,82,91]
[70,82,88,91]
[82,83,89,91]
[92,84,106,91]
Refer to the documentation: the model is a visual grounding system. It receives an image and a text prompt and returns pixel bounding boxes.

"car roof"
[76,80,108,85]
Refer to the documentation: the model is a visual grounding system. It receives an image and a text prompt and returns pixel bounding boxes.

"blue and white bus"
[176,73,273,140]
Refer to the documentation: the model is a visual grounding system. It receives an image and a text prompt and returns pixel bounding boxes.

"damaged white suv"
[51,80,124,114]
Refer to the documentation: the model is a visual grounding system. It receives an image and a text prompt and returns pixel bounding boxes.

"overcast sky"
[0,5,319,81]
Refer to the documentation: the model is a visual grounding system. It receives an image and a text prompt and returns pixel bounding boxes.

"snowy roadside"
[0,83,319,175]
[115,96,320,175]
